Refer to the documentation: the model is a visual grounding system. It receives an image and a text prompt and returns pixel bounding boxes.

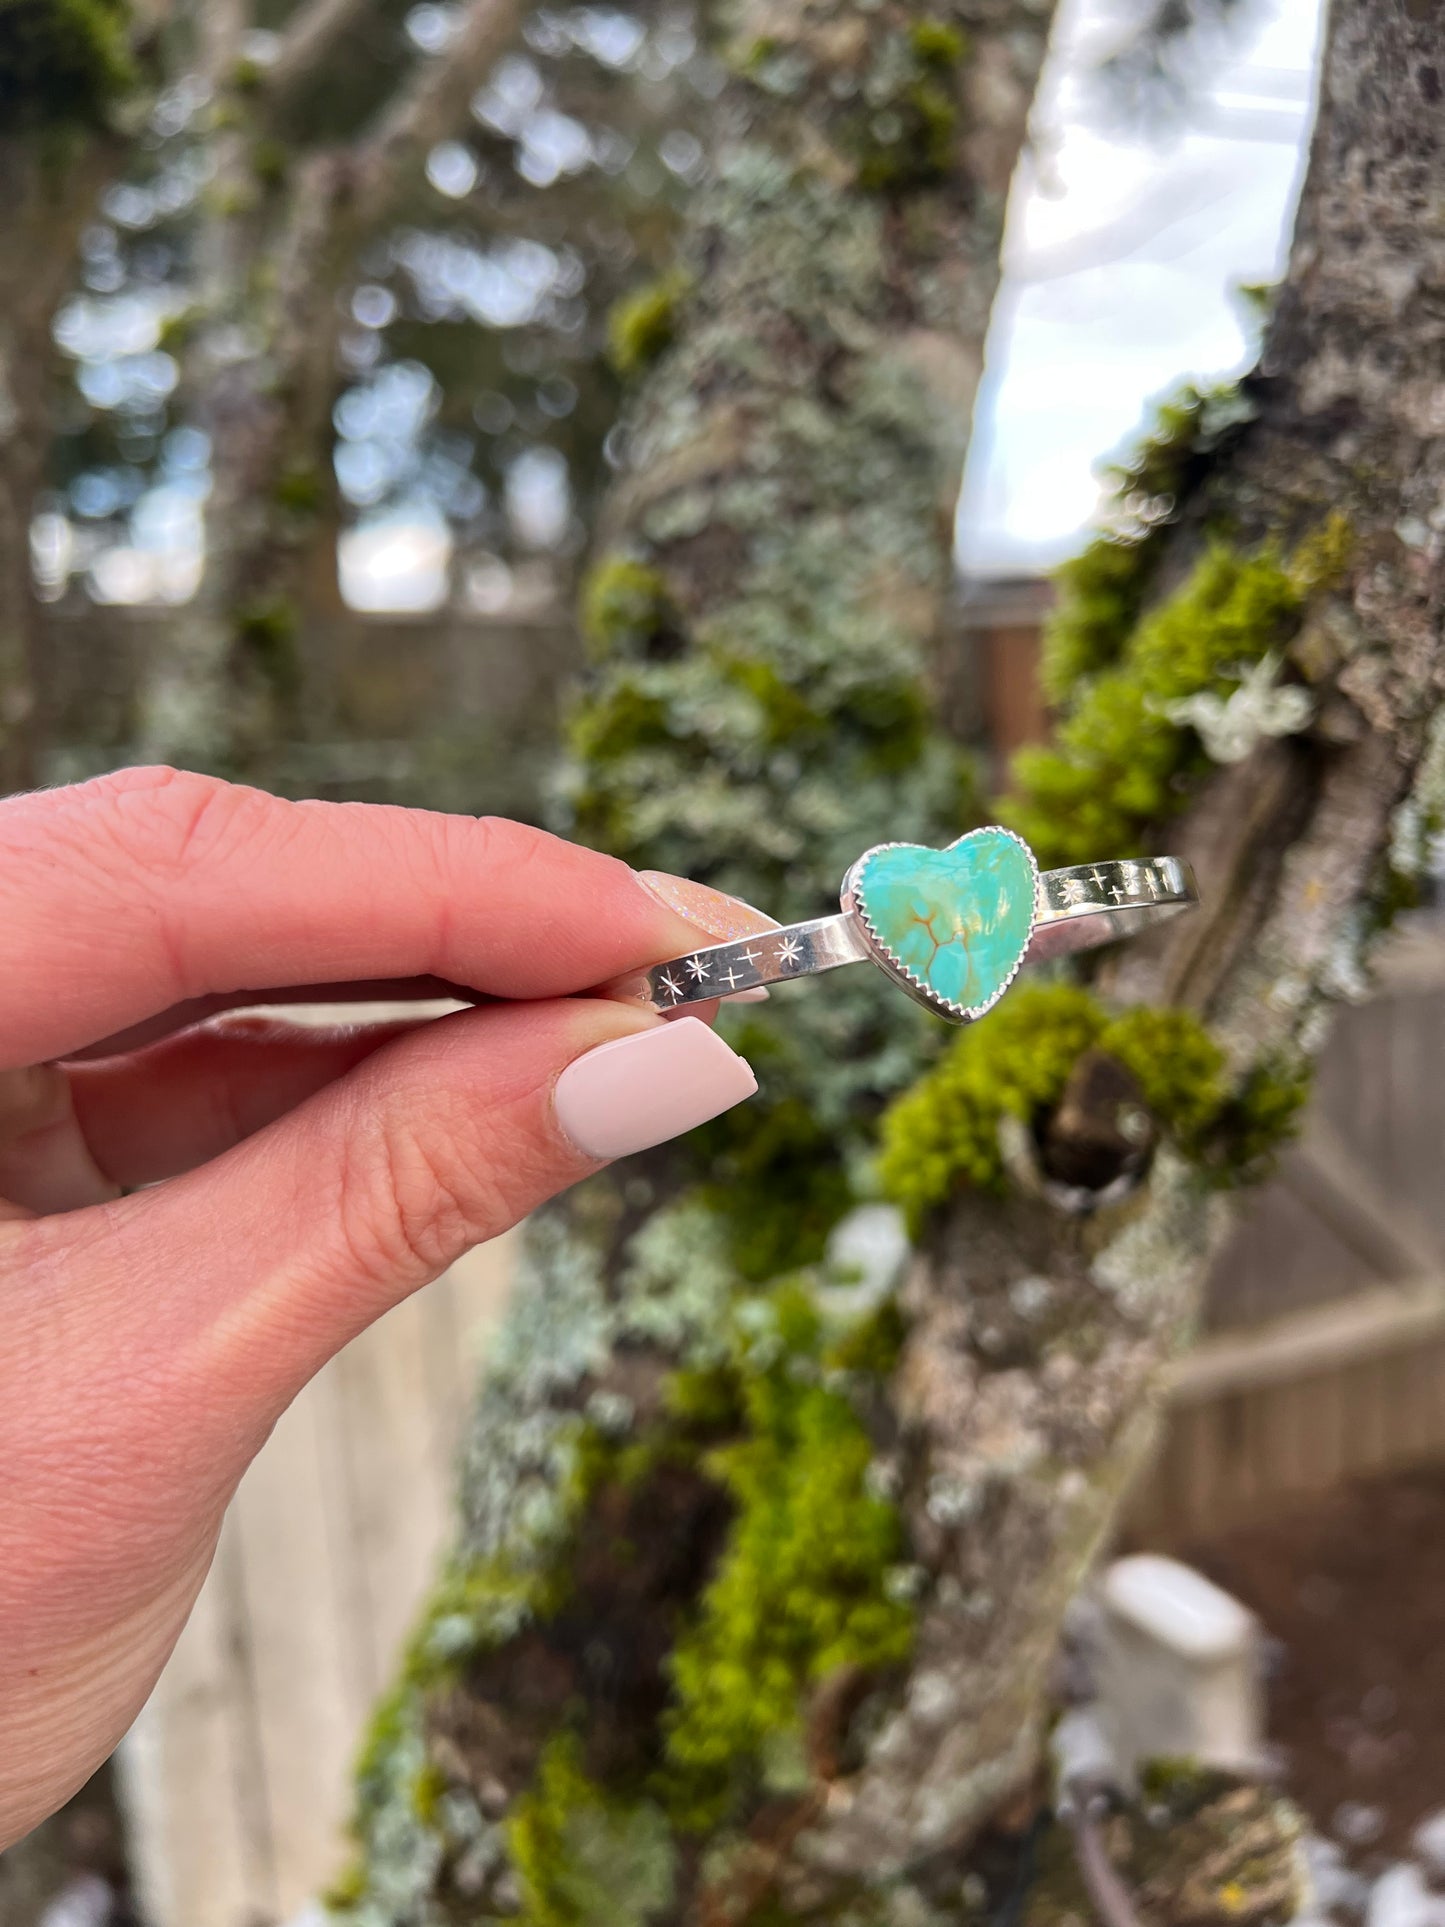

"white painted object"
[1301,1832,1372,1921]
[1368,1863,1445,1927]
[36,1876,115,1927]
[1414,1810,1445,1892]
[1097,1554,1263,1780]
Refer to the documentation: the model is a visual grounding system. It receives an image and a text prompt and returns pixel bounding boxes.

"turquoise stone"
[855,828,1037,1016]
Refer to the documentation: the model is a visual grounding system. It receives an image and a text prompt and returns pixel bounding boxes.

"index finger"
[0,767,731,1067]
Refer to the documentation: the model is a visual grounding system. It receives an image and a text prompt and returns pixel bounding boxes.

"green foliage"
[1004,541,1307,867]
[509,1737,677,1927]
[0,0,133,131]
[608,271,690,379]
[579,554,673,661]
[663,1285,914,1829]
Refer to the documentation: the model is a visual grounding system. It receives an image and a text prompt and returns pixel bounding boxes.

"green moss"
[608,271,691,380]
[253,135,290,190]
[850,19,969,192]
[878,983,1107,1229]
[566,675,672,771]
[909,18,968,65]
[408,1760,448,1828]
[579,555,674,661]
[1100,1007,1227,1152]
[234,595,302,706]
[694,1080,854,1283]
[1025,1772,1304,1927]
[319,1860,368,1912]
[825,1297,906,1378]
[1039,382,1254,703]
[1004,540,1309,868]
[663,1284,914,1830]
[1206,1054,1310,1186]
[878,987,1251,1229]
[271,460,324,517]
[1138,1755,1233,1813]
[0,0,134,130]
[509,1737,677,1927]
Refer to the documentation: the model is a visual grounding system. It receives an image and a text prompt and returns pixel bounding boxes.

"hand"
[0,766,768,1847]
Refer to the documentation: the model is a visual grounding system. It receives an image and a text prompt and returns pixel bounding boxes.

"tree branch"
[348,0,522,232]
[263,0,379,114]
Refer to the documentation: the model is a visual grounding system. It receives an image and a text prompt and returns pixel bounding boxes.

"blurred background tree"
[1,0,724,791]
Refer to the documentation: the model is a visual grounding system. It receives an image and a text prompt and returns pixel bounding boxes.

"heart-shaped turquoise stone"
[854,827,1037,1018]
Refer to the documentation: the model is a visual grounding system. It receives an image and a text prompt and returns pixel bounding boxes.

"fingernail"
[724,986,770,1004]
[554,1017,758,1160]
[636,870,778,940]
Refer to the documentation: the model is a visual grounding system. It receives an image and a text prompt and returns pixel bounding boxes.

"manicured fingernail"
[554,1017,758,1160]
[636,870,778,940]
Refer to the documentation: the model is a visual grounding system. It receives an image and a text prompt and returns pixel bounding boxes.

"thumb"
[53,1000,755,1435]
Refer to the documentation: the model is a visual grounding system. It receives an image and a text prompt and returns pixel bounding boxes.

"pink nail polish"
[636,870,778,941]
[554,1017,758,1160]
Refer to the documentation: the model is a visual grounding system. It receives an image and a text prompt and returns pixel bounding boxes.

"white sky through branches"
[957,0,1326,577]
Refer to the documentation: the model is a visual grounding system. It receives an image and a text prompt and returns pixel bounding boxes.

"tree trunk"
[342,0,1445,1914]
[333,1,1058,1919]
[820,0,1445,1875]
[0,430,42,796]
[131,0,524,778]
[134,149,356,774]
[0,136,119,793]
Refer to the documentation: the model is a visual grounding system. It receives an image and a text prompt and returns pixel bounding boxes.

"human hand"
[0,767,770,1847]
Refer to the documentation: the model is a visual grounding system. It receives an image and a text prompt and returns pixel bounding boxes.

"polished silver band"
[606,856,1197,1018]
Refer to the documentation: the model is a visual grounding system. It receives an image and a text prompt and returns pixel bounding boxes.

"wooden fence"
[118,1235,517,1927]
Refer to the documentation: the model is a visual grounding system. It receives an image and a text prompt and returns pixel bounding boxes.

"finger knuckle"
[338,1102,509,1285]
[99,767,263,878]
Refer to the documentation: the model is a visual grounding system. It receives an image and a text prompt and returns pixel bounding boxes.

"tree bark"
[803,0,1445,1879]
[343,0,1445,1915]
[0,136,120,791]
[334,0,1059,1918]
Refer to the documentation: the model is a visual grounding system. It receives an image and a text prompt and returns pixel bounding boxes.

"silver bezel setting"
[841,825,1043,1026]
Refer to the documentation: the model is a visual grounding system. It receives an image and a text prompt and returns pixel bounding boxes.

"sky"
[957,0,1326,577]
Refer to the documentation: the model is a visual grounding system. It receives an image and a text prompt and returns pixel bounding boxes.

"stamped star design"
[658,971,685,1002]
[775,935,804,968]
[740,947,763,968]
[721,965,742,988]
[1089,866,1114,898]
[1061,876,1090,906]
[685,955,712,981]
